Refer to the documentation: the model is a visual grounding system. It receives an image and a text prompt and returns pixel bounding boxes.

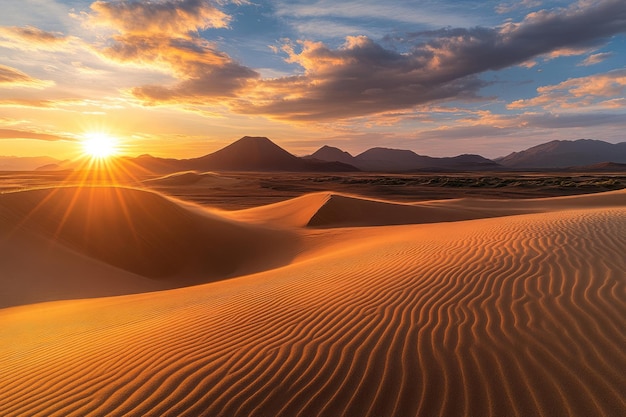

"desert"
[1,164,625,416]
[2,0,626,414]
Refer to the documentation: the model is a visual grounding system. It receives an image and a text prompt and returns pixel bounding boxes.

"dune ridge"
[1,201,624,416]
[230,188,626,228]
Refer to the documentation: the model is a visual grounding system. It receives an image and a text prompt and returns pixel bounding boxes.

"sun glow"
[82,132,119,159]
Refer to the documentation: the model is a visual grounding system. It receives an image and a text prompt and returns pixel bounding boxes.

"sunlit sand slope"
[0,186,297,307]
[1,207,624,416]
[231,189,626,227]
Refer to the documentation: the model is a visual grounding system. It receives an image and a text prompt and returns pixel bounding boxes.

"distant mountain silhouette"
[24,136,626,173]
[186,136,303,171]
[418,154,502,172]
[308,145,355,165]
[127,136,358,173]
[308,146,501,172]
[0,156,63,171]
[35,163,66,171]
[354,148,432,171]
[496,139,626,169]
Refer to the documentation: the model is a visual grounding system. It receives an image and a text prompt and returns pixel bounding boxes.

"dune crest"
[231,189,626,228]
[227,192,333,227]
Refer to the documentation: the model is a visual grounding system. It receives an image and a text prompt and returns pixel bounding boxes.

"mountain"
[418,154,502,171]
[185,136,305,171]
[35,163,67,171]
[308,145,355,165]
[308,146,502,172]
[0,156,64,171]
[186,136,358,172]
[354,148,432,171]
[128,136,359,173]
[27,136,624,173]
[496,139,626,169]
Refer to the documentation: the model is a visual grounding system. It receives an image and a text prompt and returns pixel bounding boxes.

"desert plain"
[1,170,625,416]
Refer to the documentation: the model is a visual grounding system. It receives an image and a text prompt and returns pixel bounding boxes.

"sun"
[82,132,119,159]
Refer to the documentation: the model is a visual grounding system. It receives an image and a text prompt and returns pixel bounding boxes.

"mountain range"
[0,156,68,171]
[4,137,626,173]
[306,145,501,172]
[494,139,626,169]
[181,136,357,172]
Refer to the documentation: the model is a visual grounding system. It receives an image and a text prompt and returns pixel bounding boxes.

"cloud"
[131,60,258,102]
[408,110,626,157]
[543,46,594,60]
[495,0,543,14]
[236,0,626,120]
[88,0,258,102]
[236,36,488,120]
[97,0,625,121]
[578,52,614,66]
[457,110,626,130]
[508,69,626,110]
[0,26,71,50]
[0,64,52,88]
[0,98,56,108]
[0,128,70,141]
[88,0,230,36]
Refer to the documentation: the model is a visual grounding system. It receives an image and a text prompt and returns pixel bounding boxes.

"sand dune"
[0,187,625,416]
[227,192,334,227]
[231,189,626,228]
[0,186,297,307]
[230,191,502,227]
[307,193,500,227]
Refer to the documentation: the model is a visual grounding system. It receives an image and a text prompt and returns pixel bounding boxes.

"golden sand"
[1,186,624,416]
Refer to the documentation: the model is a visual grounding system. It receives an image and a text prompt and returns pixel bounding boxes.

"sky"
[0,0,625,160]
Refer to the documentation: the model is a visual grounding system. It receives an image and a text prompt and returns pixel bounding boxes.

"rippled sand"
[1,186,624,416]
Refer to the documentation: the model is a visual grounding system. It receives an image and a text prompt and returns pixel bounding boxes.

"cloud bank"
[86,0,626,121]
[238,0,626,120]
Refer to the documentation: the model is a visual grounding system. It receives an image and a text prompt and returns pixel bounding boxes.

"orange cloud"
[88,0,258,102]
[236,0,626,121]
[86,0,625,122]
[235,35,487,120]
[0,26,72,51]
[543,46,593,60]
[495,0,541,14]
[89,0,230,36]
[0,128,70,141]
[578,52,613,66]
[0,65,52,88]
[508,69,626,110]
[0,98,56,108]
